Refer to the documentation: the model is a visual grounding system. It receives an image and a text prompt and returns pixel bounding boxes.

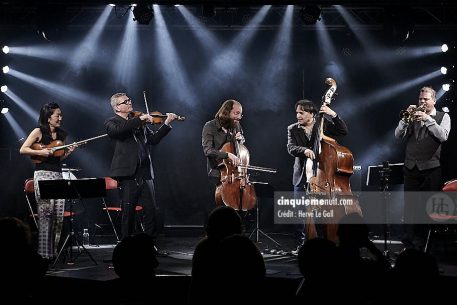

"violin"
[30,134,107,163]
[31,139,66,161]
[130,111,185,124]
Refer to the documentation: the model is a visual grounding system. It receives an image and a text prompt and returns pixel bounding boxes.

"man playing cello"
[201,99,244,221]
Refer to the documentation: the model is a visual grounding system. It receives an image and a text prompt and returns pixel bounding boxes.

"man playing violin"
[395,86,450,251]
[105,93,178,245]
[287,99,348,250]
[202,99,244,221]
[20,102,76,261]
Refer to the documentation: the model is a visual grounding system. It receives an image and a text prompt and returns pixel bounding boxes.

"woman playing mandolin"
[19,102,76,261]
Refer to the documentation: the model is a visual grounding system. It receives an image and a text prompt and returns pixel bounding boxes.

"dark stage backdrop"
[1,5,456,233]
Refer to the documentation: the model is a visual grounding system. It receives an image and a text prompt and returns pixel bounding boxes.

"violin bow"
[143,91,150,115]
[49,134,108,152]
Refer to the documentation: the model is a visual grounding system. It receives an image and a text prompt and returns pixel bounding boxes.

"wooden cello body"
[215,141,257,211]
[306,78,362,242]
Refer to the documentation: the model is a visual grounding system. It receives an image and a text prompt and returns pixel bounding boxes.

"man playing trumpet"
[395,86,451,251]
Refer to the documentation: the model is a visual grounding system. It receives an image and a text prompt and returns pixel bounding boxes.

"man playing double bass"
[287,99,348,249]
[201,99,244,221]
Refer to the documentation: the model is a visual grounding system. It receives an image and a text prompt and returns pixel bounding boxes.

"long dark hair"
[215,99,240,129]
[38,102,66,139]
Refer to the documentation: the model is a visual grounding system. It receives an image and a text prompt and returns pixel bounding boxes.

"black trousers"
[204,176,221,226]
[403,166,442,249]
[118,171,157,239]
[404,166,442,192]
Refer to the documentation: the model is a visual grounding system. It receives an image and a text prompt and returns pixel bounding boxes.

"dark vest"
[404,111,445,170]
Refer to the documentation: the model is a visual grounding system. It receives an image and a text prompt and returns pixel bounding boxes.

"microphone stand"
[379,161,392,260]
[248,181,282,248]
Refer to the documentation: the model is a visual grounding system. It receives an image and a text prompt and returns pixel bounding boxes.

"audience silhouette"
[296,238,341,304]
[109,233,160,305]
[1,209,449,305]
[336,213,391,304]
[215,234,266,305]
[189,206,243,304]
[392,248,440,303]
[0,217,47,304]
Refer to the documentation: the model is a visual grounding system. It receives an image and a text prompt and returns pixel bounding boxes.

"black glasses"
[118,98,132,106]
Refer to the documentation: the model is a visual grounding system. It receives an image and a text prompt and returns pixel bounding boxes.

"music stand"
[366,162,404,258]
[39,178,106,267]
[248,183,281,248]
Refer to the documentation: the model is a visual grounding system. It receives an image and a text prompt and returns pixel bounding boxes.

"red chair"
[24,178,76,229]
[102,177,144,242]
[442,179,457,192]
[24,179,38,229]
[424,179,457,252]
[441,179,457,222]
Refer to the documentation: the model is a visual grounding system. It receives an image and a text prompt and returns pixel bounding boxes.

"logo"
[426,193,455,222]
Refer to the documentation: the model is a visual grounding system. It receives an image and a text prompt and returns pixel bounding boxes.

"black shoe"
[291,246,300,256]
[291,237,305,256]
[156,249,169,257]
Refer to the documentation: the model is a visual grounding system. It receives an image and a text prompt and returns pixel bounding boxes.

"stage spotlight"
[442,78,454,93]
[300,5,321,25]
[384,6,415,42]
[35,5,67,42]
[132,3,154,25]
[441,67,448,75]
[2,46,9,54]
[2,66,9,74]
[1,85,7,93]
[108,4,116,7]
[0,99,8,114]
[444,65,456,80]
[202,4,216,18]
[441,44,448,52]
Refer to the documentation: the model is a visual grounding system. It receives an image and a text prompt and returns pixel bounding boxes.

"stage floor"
[47,232,457,281]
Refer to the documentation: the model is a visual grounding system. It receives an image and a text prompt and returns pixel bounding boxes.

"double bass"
[305,78,362,242]
[215,128,276,211]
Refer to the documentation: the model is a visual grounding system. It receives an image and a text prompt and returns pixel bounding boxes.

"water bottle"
[82,228,90,246]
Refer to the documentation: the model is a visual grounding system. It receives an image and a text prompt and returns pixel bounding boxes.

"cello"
[215,127,276,211]
[305,78,362,242]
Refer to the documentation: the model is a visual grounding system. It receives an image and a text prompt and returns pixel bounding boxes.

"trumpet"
[399,104,426,123]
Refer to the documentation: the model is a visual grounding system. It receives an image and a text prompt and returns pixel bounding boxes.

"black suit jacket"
[105,114,171,178]
[287,115,348,187]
